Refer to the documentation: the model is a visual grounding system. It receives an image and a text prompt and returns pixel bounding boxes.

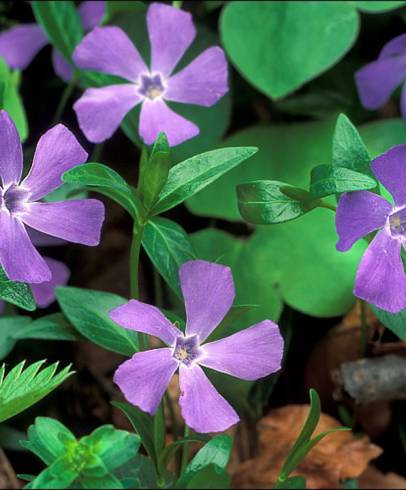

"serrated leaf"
[0,361,73,423]
[151,147,258,215]
[56,287,138,356]
[0,267,36,312]
[237,180,322,224]
[142,217,196,297]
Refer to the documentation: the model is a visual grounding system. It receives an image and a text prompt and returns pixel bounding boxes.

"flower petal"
[21,200,105,246]
[73,26,147,82]
[0,211,51,284]
[200,320,283,381]
[379,34,406,59]
[148,2,196,77]
[355,229,406,313]
[78,0,106,31]
[0,24,48,70]
[114,348,178,415]
[74,84,141,143]
[110,299,181,346]
[371,144,406,207]
[179,364,239,433]
[52,49,73,82]
[0,110,23,187]
[27,228,65,247]
[181,260,234,343]
[139,99,199,146]
[336,191,391,252]
[355,56,406,110]
[166,47,228,107]
[31,257,70,308]
[21,124,87,200]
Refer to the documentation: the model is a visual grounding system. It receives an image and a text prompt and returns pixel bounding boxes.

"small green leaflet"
[0,267,36,311]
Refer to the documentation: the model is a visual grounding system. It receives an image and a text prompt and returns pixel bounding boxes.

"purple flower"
[111,260,283,433]
[336,144,406,313]
[0,1,105,81]
[355,34,406,119]
[72,2,228,146]
[0,110,105,284]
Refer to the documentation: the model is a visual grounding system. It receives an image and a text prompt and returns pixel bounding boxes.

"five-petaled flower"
[355,34,406,120]
[73,2,228,146]
[111,260,283,433]
[0,1,105,81]
[336,144,406,313]
[0,110,105,284]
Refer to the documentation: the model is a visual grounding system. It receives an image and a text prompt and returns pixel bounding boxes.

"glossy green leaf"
[32,1,83,62]
[309,165,376,198]
[158,435,210,475]
[185,464,230,489]
[63,163,142,220]
[0,360,73,423]
[221,1,359,99]
[0,267,36,312]
[11,313,82,342]
[0,316,31,360]
[152,147,258,215]
[142,217,196,297]
[56,287,138,356]
[0,62,28,141]
[238,180,322,224]
[370,305,406,341]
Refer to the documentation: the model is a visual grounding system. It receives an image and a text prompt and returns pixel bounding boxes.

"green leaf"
[0,360,73,423]
[152,147,258,215]
[31,1,83,62]
[332,114,372,175]
[139,133,171,211]
[0,316,31,360]
[21,417,75,465]
[237,180,322,224]
[352,1,406,12]
[112,401,157,466]
[63,163,142,220]
[370,305,406,341]
[105,0,145,19]
[309,165,376,198]
[81,473,123,489]
[0,62,28,141]
[113,454,157,489]
[56,287,138,356]
[142,217,196,297]
[30,460,78,490]
[0,267,36,311]
[11,313,82,342]
[158,435,210,475]
[275,476,307,489]
[184,464,230,489]
[221,1,359,99]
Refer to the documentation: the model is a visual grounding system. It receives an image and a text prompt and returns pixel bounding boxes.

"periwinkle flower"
[0,110,105,284]
[72,2,228,146]
[355,34,406,119]
[0,1,105,81]
[111,260,283,433]
[336,144,406,313]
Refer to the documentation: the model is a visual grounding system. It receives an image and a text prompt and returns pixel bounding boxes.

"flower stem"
[360,300,369,356]
[180,425,190,474]
[52,70,79,124]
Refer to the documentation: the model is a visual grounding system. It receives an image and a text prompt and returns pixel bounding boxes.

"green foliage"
[274,389,349,489]
[370,305,406,341]
[309,165,376,198]
[56,287,139,356]
[0,267,36,311]
[0,361,73,423]
[21,417,141,489]
[142,218,196,297]
[0,61,28,140]
[31,1,83,63]
[221,1,359,99]
[352,1,406,12]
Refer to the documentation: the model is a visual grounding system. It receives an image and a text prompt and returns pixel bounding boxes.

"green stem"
[360,300,369,356]
[320,201,337,212]
[52,71,79,124]
[180,425,190,474]
[90,143,104,162]
[130,222,147,350]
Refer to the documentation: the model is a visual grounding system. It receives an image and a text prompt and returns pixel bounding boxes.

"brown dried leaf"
[359,465,406,489]
[233,405,382,489]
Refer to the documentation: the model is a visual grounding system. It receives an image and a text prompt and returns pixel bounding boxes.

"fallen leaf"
[233,405,382,489]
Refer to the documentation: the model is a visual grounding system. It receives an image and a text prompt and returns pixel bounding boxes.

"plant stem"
[52,71,79,124]
[320,201,337,212]
[130,222,147,350]
[360,300,369,357]
[180,425,190,474]
[90,143,104,162]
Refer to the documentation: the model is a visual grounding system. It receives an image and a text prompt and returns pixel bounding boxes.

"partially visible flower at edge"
[73,2,228,146]
[0,109,105,284]
[355,33,406,119]
[0,1,105,81]
[336,144,406,313]
[111,259,284,434]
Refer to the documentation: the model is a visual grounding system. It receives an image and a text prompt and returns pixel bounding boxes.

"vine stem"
[52,70,79,124]
[180,425,190,474]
